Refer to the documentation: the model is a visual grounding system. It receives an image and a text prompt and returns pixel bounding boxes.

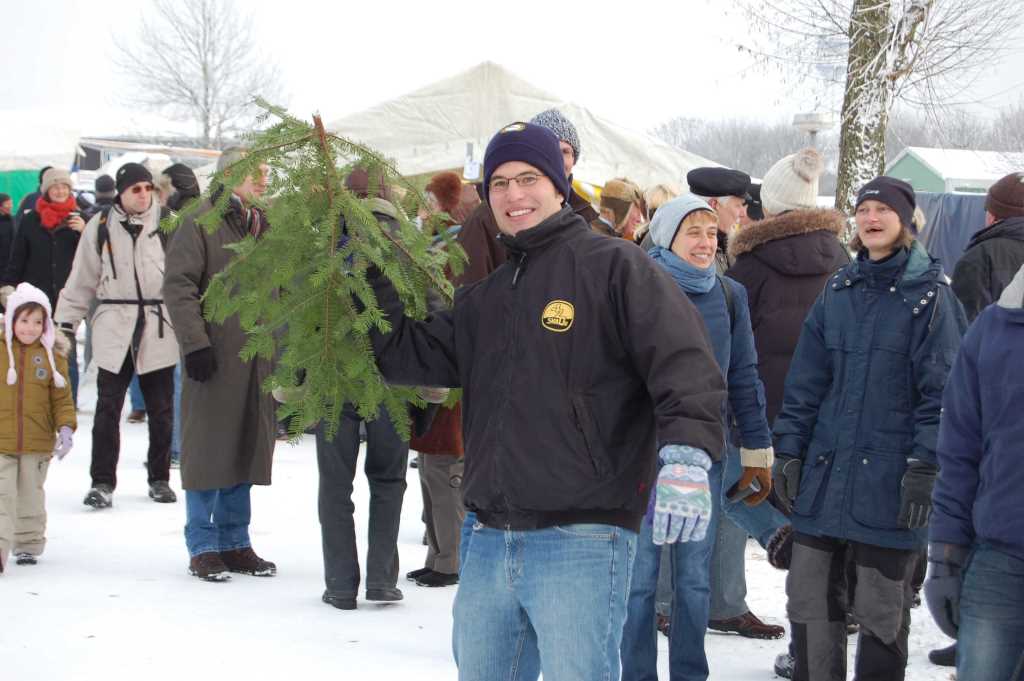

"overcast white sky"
[3,0,1023,146]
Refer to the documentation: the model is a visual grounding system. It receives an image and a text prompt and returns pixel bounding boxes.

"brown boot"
[220,547,276,576]
[127,409,147,423]
[708,611,785,640]
[189,552,231,582]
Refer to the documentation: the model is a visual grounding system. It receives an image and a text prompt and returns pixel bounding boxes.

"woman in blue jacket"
[773,177,966,681]
[622,194,781,681]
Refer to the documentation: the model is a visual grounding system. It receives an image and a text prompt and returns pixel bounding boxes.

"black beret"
[687,167,752,200]
[745,183,764,221]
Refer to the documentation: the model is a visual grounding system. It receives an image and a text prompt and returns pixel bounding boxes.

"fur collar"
[729,208,846,259]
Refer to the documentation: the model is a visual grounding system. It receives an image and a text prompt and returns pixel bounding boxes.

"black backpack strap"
[95,207,117,279]
[718,274,736,331]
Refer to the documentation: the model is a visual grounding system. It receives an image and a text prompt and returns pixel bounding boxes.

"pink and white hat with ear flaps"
[4,282,66,388]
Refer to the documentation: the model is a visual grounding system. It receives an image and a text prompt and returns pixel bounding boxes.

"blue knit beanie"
[482,122,569,204]
[648,194,715,249]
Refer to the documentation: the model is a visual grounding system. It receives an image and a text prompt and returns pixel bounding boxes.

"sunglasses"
[129,183,155,195]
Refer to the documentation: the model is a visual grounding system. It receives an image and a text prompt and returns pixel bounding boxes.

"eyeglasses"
[130,183,155,195]
[489,172,544,194]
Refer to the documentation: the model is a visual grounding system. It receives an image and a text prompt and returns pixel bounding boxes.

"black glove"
[771,455,802,515]
[924,542,968,638]
[185,347,217,382]
[898,460,937,529]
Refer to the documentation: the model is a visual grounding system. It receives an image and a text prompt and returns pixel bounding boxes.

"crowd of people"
[0,107,1022,681]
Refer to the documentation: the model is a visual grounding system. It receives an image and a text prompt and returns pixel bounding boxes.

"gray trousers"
[788,532,917,681]
[316,405,409,598]
[418,454,464,574]
[709,513,750,620]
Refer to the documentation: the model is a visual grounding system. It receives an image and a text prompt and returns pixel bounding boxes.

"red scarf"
[35,195,77,229]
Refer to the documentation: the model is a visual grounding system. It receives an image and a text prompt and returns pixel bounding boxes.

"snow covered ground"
[3,371,957,680]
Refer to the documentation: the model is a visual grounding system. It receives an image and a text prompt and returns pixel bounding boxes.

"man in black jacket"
[366,122,727,681]
[952,171,1024,322]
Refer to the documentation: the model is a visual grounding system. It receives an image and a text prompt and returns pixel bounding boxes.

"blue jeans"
[709,445,790,620]
[184,484,252,557]
[958,544,1024,680]
[622,462,722,681]
[720,443,787,548]
[128,374,145,412]
[453,521,637,681]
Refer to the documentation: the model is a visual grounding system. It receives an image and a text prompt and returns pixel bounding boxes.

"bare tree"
[652,117,840,194]
[737,0,1022,212]
[988,100,1024,153]
[114,0,284,147]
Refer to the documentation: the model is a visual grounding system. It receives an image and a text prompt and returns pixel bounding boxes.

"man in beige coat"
[163,148,277,582]
[55,163,179,508]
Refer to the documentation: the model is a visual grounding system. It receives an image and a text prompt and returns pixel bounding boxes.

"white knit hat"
[4,283,66,388]
[760,148,825,216]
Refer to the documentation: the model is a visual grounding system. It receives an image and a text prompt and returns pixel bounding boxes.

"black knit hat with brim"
[116,163,154,195]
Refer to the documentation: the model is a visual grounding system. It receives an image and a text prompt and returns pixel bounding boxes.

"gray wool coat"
[163,195,276,491]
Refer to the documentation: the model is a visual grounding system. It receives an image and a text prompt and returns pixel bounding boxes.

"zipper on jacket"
[495,257,525,515]
[511,253,528,289]
[16,345,25,452]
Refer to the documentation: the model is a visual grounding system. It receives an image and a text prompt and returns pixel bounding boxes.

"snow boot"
[220,547,276,576]
[773,652,794,679]
[365,587,403,602]
[189,552,231,582]
[148,481,177,503]
[83,484,113,509]
[929,643,956,667]
[406,567,432,582]
[415,570,458,587]
[14,552,38,566]
[322,591,357,610]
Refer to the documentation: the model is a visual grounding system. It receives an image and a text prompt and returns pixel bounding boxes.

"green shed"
[887,147,1024,194]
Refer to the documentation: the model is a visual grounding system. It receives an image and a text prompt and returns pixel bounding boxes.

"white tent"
[327,61,718,188]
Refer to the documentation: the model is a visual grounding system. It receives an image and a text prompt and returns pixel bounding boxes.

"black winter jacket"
[951,216,1024,322]
[726,209,850,424]
[1,210,81,307]
[369,206,727,531]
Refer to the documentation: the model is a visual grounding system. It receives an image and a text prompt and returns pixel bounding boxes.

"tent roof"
[327,61,718,187]
[890,147,1024,183]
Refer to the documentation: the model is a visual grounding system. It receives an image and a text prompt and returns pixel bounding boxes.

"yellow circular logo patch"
[541,300,575,333]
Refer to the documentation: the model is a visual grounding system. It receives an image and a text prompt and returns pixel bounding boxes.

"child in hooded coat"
[0,283,76,574]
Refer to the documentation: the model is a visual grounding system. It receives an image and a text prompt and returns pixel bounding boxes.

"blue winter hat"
[648,194,716,249]
[482,122,569,204]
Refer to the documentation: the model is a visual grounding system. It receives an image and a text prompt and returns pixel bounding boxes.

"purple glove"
[53,426,74,460]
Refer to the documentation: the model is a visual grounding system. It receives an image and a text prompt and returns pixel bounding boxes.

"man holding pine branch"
[365,122,727,681]
[164,147,278,583]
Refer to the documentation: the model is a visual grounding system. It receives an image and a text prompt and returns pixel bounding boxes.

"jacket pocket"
[571,395,611,478]
[793,449,834,518]
[850,449,906,530]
